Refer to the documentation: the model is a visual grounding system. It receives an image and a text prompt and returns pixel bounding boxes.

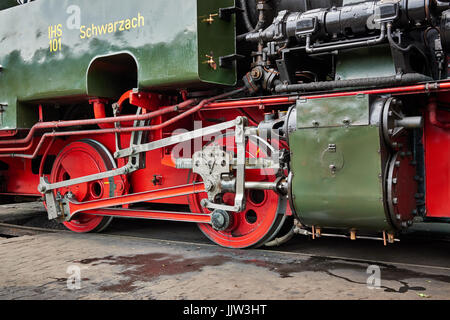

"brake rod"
[84,208,212,224]
[64,183,205,219]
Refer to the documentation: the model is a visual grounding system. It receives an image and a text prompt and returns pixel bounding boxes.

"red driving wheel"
[49,140,124,233]
[189,135,285,249]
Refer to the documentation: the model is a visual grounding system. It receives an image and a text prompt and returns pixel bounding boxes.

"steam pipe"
[274,73,432,94]
[91,99,115,129]
[0,98,196,147]
[305,23,387,54]
[0,88,247,158]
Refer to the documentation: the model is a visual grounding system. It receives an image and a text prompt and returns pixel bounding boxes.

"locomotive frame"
[0,0,449,249]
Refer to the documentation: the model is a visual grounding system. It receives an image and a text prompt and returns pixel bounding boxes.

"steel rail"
[1,222,449,272]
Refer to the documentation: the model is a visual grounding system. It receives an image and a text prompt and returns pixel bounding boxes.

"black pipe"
[237,0,269,41]
[305,23,386,53]
[239,0,256,32]
[274,73,432,93]
[387,23,414,52]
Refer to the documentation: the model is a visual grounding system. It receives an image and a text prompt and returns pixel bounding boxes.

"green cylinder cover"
[289,95,393,232]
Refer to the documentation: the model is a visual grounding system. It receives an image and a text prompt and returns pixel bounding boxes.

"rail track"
[1,209,450,272]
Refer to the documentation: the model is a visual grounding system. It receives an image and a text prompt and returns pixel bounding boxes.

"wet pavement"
[0,230,449,300]
[0,202,449,300]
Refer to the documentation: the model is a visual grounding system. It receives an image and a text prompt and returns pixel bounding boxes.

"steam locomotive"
[0,0,449,248]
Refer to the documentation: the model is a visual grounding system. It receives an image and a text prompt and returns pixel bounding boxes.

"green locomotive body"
[0,0,236,129]
[0,0,449,249]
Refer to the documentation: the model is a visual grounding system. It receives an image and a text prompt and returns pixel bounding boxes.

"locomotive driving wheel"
[189,135,287,249]
[49,139,124,233]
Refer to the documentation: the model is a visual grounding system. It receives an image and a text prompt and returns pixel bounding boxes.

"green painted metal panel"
[0,0,236,129]
[335,45,396,81]
[290,96,392,232]
[297,94,370,128]
[0,0,18,11]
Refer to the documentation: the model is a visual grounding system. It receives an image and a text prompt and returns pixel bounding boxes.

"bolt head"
[211,210,231,231]
[205,180,215,192]
[37,184,46,193]
[200,199,209,208]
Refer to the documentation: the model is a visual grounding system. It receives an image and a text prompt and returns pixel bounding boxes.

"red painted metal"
[0,157,40,195]
[0,130,18,138]
[50,140,125,233]
[3,82,450,156]
[0,98,196,148]
[189,136,283,249]
[85,208,211,224]
[38,105,43,122]
[0,89,243,158]
[424,100,450,218]
[38,137,55,177]
[428,99,450,129]
[2,81,450,228]
[206,96,295,110]
[67,183,205,219]
[0,99,196,157]
[91,98,114,129]
[205,81,450,110]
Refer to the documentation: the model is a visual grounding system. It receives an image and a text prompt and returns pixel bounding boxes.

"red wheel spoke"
[189,135,286,249]
[49,140,123,233]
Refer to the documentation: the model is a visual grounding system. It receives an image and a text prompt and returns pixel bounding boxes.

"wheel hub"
[386,151,419,229]
[189,135,288,249]
[211,209,233,231]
